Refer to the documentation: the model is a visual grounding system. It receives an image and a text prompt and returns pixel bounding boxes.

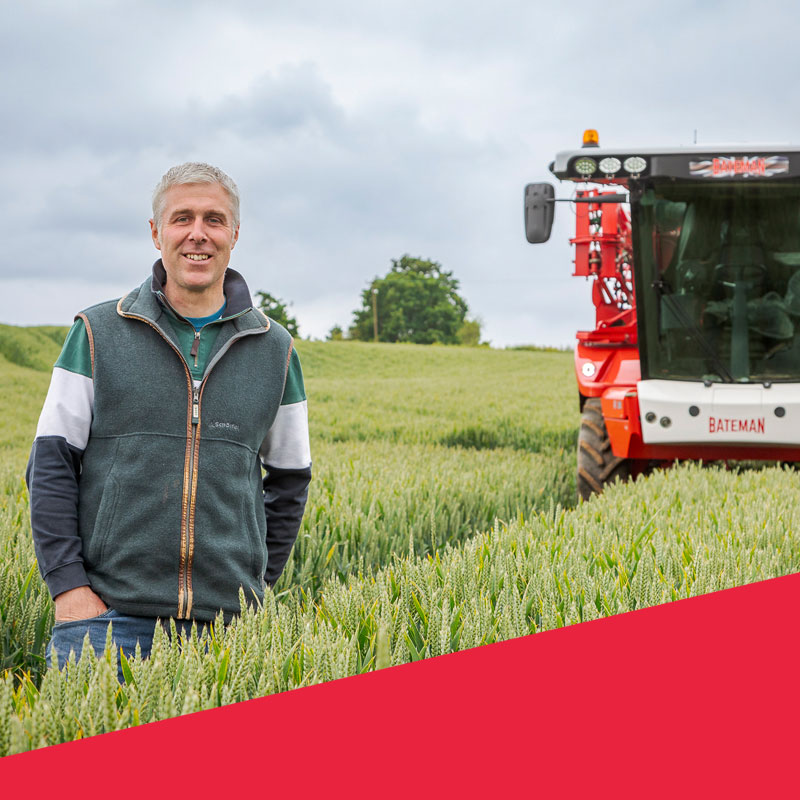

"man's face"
[150,183,239,296]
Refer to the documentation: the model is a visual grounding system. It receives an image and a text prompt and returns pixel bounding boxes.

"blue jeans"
[46,610,210,682]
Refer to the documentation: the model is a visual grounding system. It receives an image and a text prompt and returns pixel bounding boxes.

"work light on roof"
[623,156,647,174]
[574,157,597,177]
[582,129,600,147]
[599,157,621,175]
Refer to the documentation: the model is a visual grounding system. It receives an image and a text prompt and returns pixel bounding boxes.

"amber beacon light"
[582,129,600,147]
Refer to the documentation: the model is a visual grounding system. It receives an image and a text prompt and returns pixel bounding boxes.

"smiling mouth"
[184,254,211,261]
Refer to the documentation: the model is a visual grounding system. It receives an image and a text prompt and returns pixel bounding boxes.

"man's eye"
[207,217,223,224]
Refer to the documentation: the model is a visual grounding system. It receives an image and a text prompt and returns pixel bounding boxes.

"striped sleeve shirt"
[27,316,311,597]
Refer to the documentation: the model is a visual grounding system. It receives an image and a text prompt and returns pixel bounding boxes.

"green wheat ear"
[375,623,390,670]
[103,617,117,670]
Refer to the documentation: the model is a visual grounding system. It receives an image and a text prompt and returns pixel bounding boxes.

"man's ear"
[231,225,240,249]
[149,219,161,250]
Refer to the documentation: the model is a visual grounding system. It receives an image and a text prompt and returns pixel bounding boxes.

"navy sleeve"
[263,465,312,586]
[26,436,91,597]
[26,319,94,598]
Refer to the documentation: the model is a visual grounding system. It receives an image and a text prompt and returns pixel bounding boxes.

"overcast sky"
[2,0,798,346]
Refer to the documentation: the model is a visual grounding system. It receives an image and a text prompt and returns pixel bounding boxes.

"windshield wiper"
[652,280,734,383]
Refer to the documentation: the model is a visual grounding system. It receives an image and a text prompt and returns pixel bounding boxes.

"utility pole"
[372,287,379,342]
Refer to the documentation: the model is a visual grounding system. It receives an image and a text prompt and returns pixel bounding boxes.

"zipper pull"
[192,386,200,424]
[190,330,201,366]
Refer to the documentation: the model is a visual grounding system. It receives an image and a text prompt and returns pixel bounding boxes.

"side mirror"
[524,182,555,243]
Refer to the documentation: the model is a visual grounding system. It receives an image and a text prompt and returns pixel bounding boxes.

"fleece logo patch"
[208,421,241,433]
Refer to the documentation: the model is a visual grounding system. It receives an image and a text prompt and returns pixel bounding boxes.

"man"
[26,163,312,668]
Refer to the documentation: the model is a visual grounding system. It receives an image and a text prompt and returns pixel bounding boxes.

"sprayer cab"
[524,131,800,499]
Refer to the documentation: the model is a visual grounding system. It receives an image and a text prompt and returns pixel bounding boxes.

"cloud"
[2,0,800,346]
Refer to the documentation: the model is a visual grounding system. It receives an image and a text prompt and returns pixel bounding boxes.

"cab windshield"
[634,179,800,382]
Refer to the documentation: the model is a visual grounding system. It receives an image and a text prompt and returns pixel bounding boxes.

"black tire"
[577,398,630,501]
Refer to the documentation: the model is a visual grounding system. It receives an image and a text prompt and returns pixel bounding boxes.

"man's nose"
[188,218,208,242]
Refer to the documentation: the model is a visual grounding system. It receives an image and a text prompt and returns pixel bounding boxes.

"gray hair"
[151,162,240,234]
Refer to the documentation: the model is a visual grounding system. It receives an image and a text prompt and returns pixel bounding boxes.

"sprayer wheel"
[577,398,630,501]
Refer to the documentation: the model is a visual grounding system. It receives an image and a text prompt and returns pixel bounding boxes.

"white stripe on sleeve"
[35,366,94,450]
[259,400,311,470]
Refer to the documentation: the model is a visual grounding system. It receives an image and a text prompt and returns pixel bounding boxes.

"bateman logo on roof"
[689,155,789,179]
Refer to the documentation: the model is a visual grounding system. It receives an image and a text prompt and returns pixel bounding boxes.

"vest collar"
[118,261,269,333]
[149,259,253,316]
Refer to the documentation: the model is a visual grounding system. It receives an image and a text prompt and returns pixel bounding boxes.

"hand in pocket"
[54,585,108,623]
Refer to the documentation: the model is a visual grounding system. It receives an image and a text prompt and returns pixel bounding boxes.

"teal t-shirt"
[185,303,226,331]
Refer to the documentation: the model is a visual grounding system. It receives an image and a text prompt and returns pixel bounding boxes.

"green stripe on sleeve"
[54,318,93,379]
[281,348,306,405]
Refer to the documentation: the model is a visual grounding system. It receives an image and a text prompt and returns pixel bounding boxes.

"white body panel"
[637,380,800,445]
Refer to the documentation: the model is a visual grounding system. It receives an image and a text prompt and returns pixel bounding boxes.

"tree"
[457,318,483,347]
[254,291,300,338]
[349,255,469,344]
[327,325,344,341]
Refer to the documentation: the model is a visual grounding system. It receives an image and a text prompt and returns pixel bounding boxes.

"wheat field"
[0,325,795,754]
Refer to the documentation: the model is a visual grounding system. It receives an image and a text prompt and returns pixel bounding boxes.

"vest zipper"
[192,384,200,423]
[190,330,201,367]
[182,383,201,617]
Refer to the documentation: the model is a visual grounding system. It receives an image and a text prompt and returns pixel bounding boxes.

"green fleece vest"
[77,277,293,621]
